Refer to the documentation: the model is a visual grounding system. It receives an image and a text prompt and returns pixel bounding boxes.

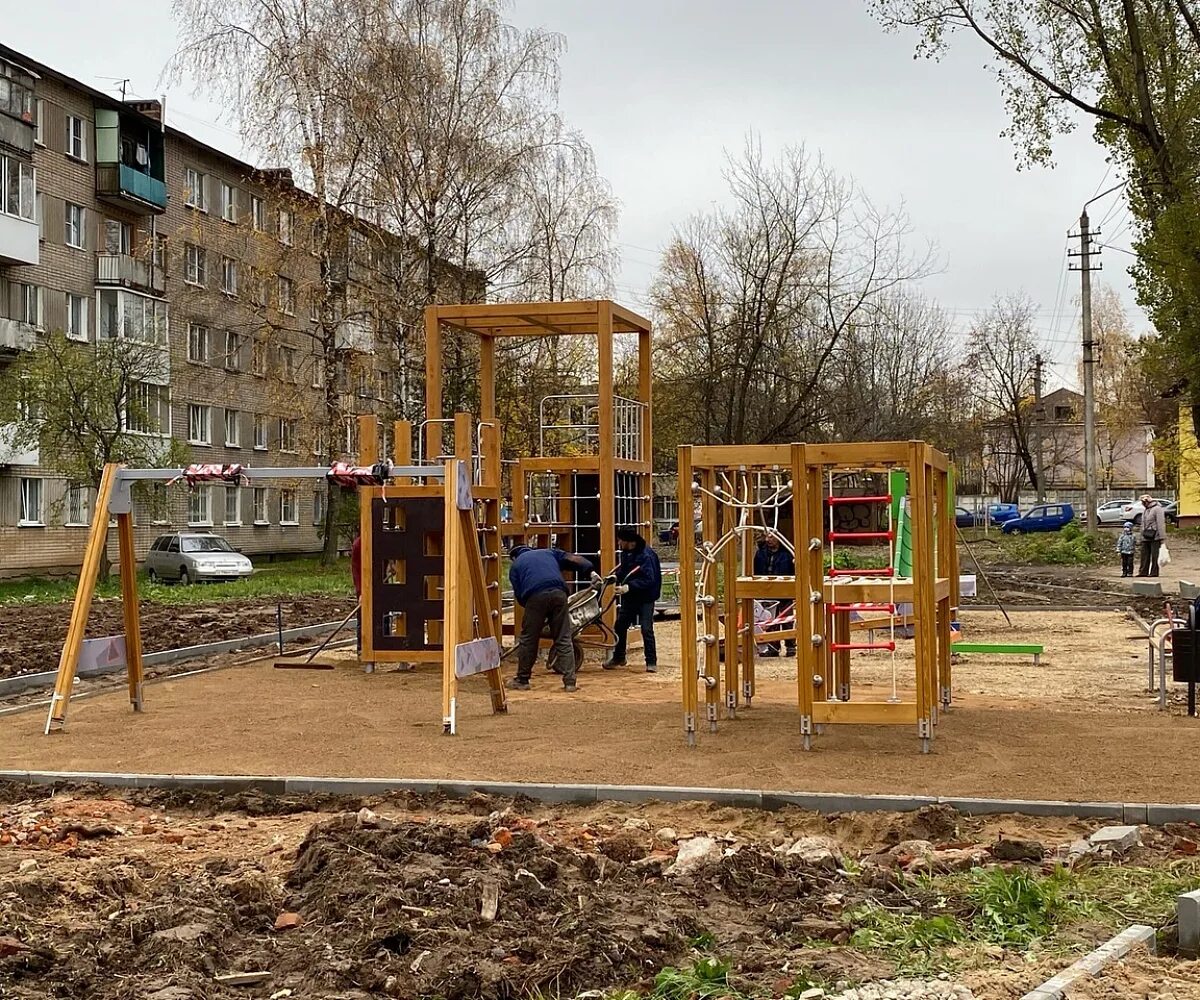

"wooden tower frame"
[424,301,653,630]
[677,440,958,752]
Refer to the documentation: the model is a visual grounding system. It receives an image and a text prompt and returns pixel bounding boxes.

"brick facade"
[0,44,447,578]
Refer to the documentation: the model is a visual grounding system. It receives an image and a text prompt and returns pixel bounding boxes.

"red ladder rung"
[830,641,896,652]
[827,495,892,505]
[827,530,894,542]
[827,567,895,577]
[830,603,896,613]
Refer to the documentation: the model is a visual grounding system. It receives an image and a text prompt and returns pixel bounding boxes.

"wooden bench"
[951,641,1043,666]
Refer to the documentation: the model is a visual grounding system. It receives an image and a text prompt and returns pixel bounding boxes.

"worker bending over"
[507,544,594,692]
[604,528,663,672]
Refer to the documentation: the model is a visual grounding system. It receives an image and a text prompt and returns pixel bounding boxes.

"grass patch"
[0,556,353,607]
[990,523,1104,566]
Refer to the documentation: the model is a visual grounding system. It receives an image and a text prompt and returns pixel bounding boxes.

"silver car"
[145,532,254,584]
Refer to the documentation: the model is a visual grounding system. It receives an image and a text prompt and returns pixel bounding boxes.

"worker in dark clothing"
[604,528,663,672]
[508,544,594,692]
[753,532,795,657]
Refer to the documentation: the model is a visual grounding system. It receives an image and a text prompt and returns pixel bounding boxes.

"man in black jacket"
[753,532,796,657]
[603,528,663,672]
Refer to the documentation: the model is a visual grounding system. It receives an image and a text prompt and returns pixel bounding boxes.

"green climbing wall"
[889,469,912,578]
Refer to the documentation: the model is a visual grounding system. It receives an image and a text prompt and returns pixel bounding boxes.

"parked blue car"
[1001,503,1076,534]
[955,506,984,528]
[988,503,1021,525]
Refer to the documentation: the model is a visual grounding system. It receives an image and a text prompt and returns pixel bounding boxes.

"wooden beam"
[598,301,616,621]
[431,300,602,320]
[358,414,379,465]
[811,701,919,725]
[689,444,793,468]
[678,446,698,744]
[802,442,911,467]
[611,300,654,333]
[722,474,740,718]
[520,456,602,473]
[359,486,376,670]
[117,511,144,712]
[46,463,120,733]
[442,460,462,734]
[393,420,412,484]
[424,307,443,461]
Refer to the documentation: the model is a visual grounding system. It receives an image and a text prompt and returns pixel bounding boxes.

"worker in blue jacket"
[604,528,663,672]
[754,532,795,657]
[507,544,594,692]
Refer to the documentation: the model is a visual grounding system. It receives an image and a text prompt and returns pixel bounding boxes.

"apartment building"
[0,43,449,577]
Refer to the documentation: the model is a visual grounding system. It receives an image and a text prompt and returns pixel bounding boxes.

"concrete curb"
[1019,924,1156,1000]
[0,771,1197,823]
[0,621,344,697]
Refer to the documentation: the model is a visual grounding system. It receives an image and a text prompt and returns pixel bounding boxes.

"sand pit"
[0,610,1196,804]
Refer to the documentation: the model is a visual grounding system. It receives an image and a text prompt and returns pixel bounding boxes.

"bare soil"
[0,595,356,678]
[0,788,1191,1000]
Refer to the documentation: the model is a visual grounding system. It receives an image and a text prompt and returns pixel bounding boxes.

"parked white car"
[1092,499,1137,525]
[1121,497,1178,527]
[145,532,254,584]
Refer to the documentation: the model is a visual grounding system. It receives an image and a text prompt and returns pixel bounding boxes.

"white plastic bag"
[1160,542,1172,566]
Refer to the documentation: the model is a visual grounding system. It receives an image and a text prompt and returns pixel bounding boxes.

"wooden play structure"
[422,301,653,637]
[44,299,652,737]
[43,457,506,736]
[677,441,959,752]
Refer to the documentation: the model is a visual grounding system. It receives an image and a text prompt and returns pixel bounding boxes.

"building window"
[224,408,241,447]
[104,218,132,255]
[1054,405,1073,421]
[184,167,207,211]
[313,488,326,526]
[224,330,244,371]
[124,381,170,436]
[220,181,238,223]
[188,404,212,445]
[184,244,207,286]
[224,485,241,525]
[279,417,297,453]
[280,346,297,383]
[187,323,208,364]
[280,488,298,525]
[251,195,265,231]
[278,276,295,316]
[311,355,324,389]
[66,293,87,342]
[98,291,167,345]
[220,256,238,296]
[253,413,268,450]
[66,484,89,526]
[152,234,167,271]
[253,487,269,525]
[251,339,266,376]
[35,192,43,239]
[34,99,43,145]
[64,202,85,248]
[308,294,320,324]
[188,486,213,526]
[66,115,86,161]
[248,266,266,307]
[0,155,36,221]
[19,478,43,526]
[17,283,41,328]
[278,207,293,245]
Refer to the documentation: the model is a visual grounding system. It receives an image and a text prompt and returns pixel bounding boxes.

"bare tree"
[969,295,1041,501]
[650,138,934,455]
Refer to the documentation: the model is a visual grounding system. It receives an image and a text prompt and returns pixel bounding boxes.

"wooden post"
[638,325,653,537]
[442,459,461,734]
[740,495,756,707]
[677,446,698,744]
[598,301,616,608]
[722,474,740,719]
[358,413,379,465]
[454,412,474,678]
[359,487,375,672]
[480,333,496,423]
[46,463,119,733]
[424,307,443,462]
[117,511,144,712]
[393,419,412,483]
[792,444,817,748]
[909,442,934,751]
[700,466,721,732]
[458,502,507,715]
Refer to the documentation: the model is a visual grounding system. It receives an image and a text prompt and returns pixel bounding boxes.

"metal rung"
[827,494,891,505]
[827,530,894,541]
[830,641,896,652]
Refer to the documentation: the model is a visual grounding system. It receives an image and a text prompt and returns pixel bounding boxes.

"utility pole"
[1069,210,1102,536]
[1032,353,1046,503]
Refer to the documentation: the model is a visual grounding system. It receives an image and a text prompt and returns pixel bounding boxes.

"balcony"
[0,114,33,157]
[0,317,34,352]
[97,253,165,296]
[0,210,37,266]
[335,315,374,353]
[96,163,167,214]
[0,424,37,466]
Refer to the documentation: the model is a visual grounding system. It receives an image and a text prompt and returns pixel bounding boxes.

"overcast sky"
[6,0,1147,390]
